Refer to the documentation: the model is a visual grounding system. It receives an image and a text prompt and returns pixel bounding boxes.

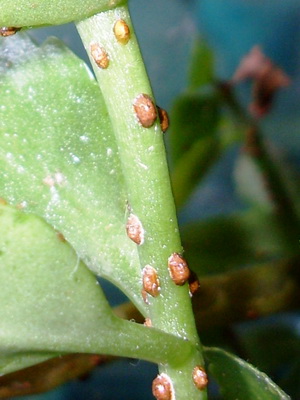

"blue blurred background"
[18,0,300,398]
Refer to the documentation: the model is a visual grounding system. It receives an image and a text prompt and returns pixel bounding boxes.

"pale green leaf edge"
[0,203,194,374]
[204,346,291,400]
[0,33,145,313]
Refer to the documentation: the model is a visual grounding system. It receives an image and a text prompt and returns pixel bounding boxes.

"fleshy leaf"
[0,0,126,27]
[170,90,220,166]
[234,152,274,212]
[188,38,214,90]
[0,203,112,373]
[0,204,193,374]
[234,147,300,223]
[0,33,145,311]
[181,210,289,275]
[204,347,291,400]
[235,316,300,373]
[171,136,220,208]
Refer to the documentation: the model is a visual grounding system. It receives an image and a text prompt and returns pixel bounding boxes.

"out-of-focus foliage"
[205,347,290,400]
[168,28,300,398]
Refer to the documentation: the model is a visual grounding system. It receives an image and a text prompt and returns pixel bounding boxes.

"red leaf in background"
[231,46,290,117]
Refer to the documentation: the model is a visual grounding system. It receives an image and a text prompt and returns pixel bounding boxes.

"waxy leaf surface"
[205,347,290,400]
[0,204,193,374]
[0,33,145,312]
[0,0,126,27]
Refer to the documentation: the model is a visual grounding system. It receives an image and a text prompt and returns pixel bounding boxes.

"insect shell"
[157,106,169,133]
[152,373,174,400]
[133,94,157,128]
[126,213,144,245]
[192,366,208,391]
[168,252,190,286]
[113,19,131,44]
[90,42,109,69]
[142,265,160,297]
[0,27,20,37]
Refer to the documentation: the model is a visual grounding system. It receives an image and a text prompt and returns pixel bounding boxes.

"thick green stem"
[76,5,206,400]
[115,256,300,330]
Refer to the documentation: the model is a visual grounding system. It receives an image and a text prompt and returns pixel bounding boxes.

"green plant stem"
[76,5,206,400]
[116,256,300,330]
[0,0,127,27]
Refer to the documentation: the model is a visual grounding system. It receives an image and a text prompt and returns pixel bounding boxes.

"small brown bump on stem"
[0,198,7,205]
[126,213,144,245]
[56,232,66,242]
[141,289,149,304]
[157,106,169,133]
[0,27,20,37]
[113,19,131,44]
[143,265,161,297]
[189,270,200,297]
[192,366,208,391]
[90,42,109,69]
[152,373,174,400]
[133,94,157,128]
[168,253,190,286]
[144,318,152,327]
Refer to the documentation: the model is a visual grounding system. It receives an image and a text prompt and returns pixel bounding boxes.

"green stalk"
[76,5,207,400]
[115,256,300,330]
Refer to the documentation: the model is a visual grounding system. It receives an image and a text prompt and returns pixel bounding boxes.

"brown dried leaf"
[0,354,112,399]
[231,46,290,117]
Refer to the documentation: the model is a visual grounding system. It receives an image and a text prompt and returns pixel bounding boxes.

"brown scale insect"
[192,366,208,391]
[142,265,160,297]
[141,288,149,304]
[126,213,144,245]
[157,106,169,133]
[90,42,109,69]
[144,317,152,327]
[113,19,131,44]
[152,373,174,400]
[168,252,190,286]
[0,27,20,37]
[133,94,157,128]
[56,232,66,242]
[188,270,200,296]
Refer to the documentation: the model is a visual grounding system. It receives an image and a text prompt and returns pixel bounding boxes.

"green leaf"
[204,347,291,400]
[234,153,274,212]
[171,136,220,208]
[0,203,111,373]
[0,33,144,311]
[234,148,300,213]
[236,321,300,373]
[188,38,214,90]
[181,210,289,275]
[278,360,300,400]
[0,353,59,377]
[169,90,221,166]
[0,0,126,27]
[0,204,194,374]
